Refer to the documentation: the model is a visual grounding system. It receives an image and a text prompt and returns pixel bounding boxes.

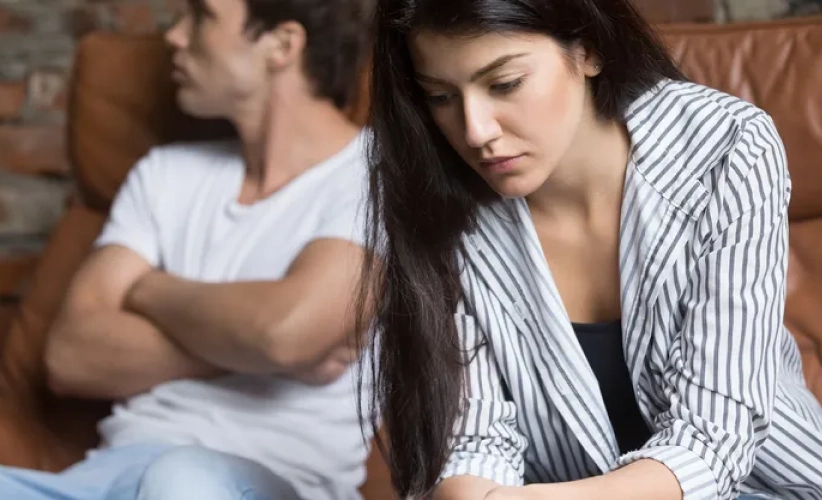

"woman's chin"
[486,173,542,199]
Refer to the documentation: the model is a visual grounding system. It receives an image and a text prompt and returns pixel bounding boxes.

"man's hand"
[121,238,369,376]
[292,342,359,385]
[127,270,359,386]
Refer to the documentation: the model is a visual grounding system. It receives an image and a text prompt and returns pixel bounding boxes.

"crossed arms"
[45,238,365,399]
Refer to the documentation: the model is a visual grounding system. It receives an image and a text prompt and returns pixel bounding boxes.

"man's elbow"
[45,338,125,399]
[44,332,84,397]
[259,316,349,378]
[263,340,353,385]
[260,325,320,373]
[44,318,103,398]
[46,368,80,398]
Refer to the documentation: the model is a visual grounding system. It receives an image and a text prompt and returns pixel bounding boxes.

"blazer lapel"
[619,171,674,392]
[464,201,619,472]
[618,81,720,395]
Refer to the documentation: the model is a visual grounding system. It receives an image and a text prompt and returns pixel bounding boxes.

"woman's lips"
[479,155,524,174]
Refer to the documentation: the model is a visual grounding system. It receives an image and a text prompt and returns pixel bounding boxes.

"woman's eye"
[491,78,524,94]
[424,93,454,106]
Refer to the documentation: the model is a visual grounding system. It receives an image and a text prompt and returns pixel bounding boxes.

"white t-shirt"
[93,132,373,500]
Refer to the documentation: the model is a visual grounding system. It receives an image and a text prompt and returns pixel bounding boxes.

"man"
[0,0,375,498]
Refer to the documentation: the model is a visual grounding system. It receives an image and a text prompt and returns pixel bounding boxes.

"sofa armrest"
[0,251,35,345]
[0,298,19,347]
[0,294,46,470]
[0,401,45,468]
[0,252,40,297]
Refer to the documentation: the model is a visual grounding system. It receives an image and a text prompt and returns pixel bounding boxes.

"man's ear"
[261,21,307,72]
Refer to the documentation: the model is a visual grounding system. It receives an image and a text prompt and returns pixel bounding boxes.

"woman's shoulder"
[628,79,782,158]
[627,79,771,131]
[626,79,787,215]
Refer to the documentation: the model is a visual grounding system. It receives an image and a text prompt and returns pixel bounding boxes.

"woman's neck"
[526,114,631,225]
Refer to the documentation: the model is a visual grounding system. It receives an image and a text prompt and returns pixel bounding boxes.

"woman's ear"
[581,45,603,77]
[565,41,602,77]
[261,20,307,72]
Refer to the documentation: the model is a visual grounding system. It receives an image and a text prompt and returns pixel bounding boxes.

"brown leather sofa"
[0,14,820,499]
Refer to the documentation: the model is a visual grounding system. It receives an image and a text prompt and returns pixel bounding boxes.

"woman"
[358,0,822,499]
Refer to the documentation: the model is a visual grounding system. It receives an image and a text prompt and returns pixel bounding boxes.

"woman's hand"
[482,486,534,500]
[484,483,591,500]
[482,461,682,500]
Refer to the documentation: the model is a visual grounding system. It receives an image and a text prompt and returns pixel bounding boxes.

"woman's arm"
[435,476,500,500]
[484,459,679,500]
[611,115,790,499]
[433,307,529,499]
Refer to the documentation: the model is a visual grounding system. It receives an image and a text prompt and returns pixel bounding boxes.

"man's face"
[164,0,270,118]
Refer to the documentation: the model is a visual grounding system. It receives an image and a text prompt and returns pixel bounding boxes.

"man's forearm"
[125,272,290,373]
[46,309,222,399]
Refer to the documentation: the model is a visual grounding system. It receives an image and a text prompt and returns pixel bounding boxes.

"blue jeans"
[0,444,302,500]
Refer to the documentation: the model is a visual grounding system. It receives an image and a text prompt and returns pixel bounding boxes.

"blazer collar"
[464,200,620,471]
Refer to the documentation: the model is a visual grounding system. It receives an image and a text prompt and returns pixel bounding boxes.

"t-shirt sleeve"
[312,164,368,248]
[94,151,163,267]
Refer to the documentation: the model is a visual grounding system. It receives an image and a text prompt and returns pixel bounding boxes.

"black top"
[571,320,653,455]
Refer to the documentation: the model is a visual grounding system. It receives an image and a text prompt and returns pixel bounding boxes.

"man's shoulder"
[306,130,370,197]
[139,139,241,173]
[327,130,370,177]
[112,140,243,224]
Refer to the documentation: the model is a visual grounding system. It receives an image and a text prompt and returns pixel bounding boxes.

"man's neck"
[231,89,361,204]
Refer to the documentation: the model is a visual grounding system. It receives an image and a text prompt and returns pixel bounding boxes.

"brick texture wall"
[0,0,177,255]
[0,1,179,176]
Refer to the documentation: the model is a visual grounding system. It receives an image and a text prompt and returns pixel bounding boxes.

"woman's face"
[410,31,600,198]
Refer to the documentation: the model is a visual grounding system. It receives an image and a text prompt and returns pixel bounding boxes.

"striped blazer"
[441,80,822,500]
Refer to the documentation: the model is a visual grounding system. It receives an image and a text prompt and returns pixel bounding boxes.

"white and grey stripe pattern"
[441,80,822,500]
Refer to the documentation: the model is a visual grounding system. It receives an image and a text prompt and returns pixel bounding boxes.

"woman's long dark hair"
[356,0,683,497]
